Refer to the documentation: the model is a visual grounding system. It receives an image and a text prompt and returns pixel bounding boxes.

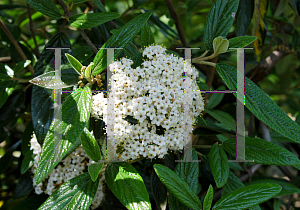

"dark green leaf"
[0,91,24,132]
[31,32,71,144]
[14,173,33,198]
[235,0,254,36]
[36,86,92,184]
[0,24,21,43]
[25,0,62,19]
[0,80,16,108]
[105,162,151,210]
[10,42,33,63]
[273,198,281,210]
[216,64,300,144]
[205,109,236,132]
[0,4,26,10]
[92,12,151,75]
[81,127,101,162]
[206,86,225,109]
[204,0,239,51]
[153,164,202,210]
[229,36,257,48]
[73,0,87,4]
[169,149,199,210]
[11,194,48,210]
[212,184,281,210]
[246,178,300,197]
[21,121,34,154]
[222,171,261,210]
[21,149,34,174]
[38,173,99,210]
[131,52,144,69]
[93,0,107,12]
[0,140,21,174]
[222,137,300,166]
[14,60,31,75]
[65,53,82,75]
[88,162,104,182]
[91,118,106,158]
[141,22,154,48]
[150,170,167,210]
[203,185,213,210]
[69,12,120,29]
[208,144,229,188]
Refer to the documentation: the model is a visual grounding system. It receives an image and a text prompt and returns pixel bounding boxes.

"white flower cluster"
[30,133,105,209]
[91,45,204,161]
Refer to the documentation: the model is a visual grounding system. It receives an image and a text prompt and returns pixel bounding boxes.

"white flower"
[91,45,204,161]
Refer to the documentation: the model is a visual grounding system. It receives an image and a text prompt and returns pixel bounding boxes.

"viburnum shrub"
[1,0,300,209]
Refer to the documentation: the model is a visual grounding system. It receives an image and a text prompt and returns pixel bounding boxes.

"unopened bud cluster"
[91,45,204,161]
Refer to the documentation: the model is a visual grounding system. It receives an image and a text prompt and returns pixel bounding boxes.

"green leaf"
[69,12,120,29]
[0,141,21,174]
[222,171,261,210]
[21,121,34,154]
[88,162,103,182]
[141,22,154,48]
[153,164,202,210]
[14,60,31,75]
[30,69,79,89]
[223,137,300,166]
[216,64,300,144]
[246,178,300,197]
[169,149,199,210]
[14,173,33,198]
[92,12,151,75]
[0,91,24,136]
[228,36,257,48]
[81,127,101,162]
[93,0,107,12]
[11,194,48,210]
[84,62,94,82]
[206,86,225,109]
[273,198,281,210]
[0,24,21,43]
[208,144,229,188]
[212,184,282,210]
[31,32,71,144]
[21,149,34,174]
[73,0,87,4]
[0,80,16,108]
[204,0,239,51]
[38,173,100,210]
[150,170,167,210]
[213,37,229,55]
[105,162,151,210]
[65,53,82,75]
[25,0,62,19]
[205,109,236,132]
[235,0,254,36]
[36,86,92,184]
[203,185,213,210]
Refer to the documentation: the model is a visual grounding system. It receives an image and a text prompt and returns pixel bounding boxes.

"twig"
[27,4,40,58]
[246,50,288,83]
[193,144,221,148]
[204,56,218,106]
[164,0,188,47]
[0,19,34,75]
[12,77,30,83]
[57,0,98,54]
[287,194,293,210]
[0,57,13,63]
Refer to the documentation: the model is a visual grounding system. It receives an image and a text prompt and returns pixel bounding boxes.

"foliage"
[1,0,300,209]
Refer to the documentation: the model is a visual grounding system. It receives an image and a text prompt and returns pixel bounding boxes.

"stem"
[0,19,35,76]
[12,77,30,83]
[192,144,221,148]
[164,0,188,47]
[195,61,216,67]
[27,4,40,58]
[199,50,209,59]
[57,0,98,54]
